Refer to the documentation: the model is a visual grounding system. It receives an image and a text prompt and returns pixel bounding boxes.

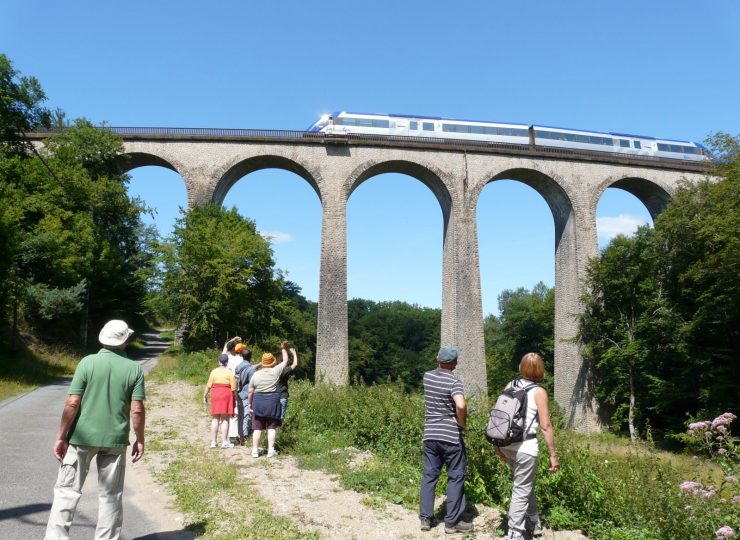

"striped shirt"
[423,368,464,444]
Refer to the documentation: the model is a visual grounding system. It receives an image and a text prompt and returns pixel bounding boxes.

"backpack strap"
[520,382,540,439]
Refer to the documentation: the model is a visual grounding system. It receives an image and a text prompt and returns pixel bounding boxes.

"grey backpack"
[485,378,538,447]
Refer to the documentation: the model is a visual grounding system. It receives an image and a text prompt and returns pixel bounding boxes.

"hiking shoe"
[251,448,259,458]
[420,517,432,531]
[221,441,234,449]
[445,520,474,534]
[526,522,543,537]
[267,449,279,458]
[210,441,217,449]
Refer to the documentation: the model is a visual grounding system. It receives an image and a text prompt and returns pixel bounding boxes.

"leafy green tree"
[347,299,440,389]
[485,282,555,394]
[0,53,51,155]
[579,230,680,439]
[579,133,739,437]
[3,119,152,344]
[157,204,282,350]
[650,132,739,422]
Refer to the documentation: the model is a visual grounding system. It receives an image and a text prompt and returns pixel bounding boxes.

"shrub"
[281,381,740,539]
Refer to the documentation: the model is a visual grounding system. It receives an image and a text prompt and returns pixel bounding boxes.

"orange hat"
[261,352,276,368]
[234,343,246,353]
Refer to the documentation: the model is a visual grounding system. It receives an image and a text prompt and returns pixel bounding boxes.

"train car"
[533,125,705,161]
[307,111,530,145]
[307,112,706,161]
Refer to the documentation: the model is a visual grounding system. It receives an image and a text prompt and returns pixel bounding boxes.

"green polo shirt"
[68,348,145,447]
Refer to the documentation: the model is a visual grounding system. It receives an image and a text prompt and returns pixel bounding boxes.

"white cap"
[98,320,134,347]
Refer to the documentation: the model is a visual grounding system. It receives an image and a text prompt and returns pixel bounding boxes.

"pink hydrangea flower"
[680,481,703,493]
[712,413,737,430]
[716,525,735,539]
[725,475,737,484]
[688,420,712,433]
[718,448,728,455]
[732,496,740,504]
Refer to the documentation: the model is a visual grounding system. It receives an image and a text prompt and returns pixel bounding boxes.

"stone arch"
[592,175,671,220]
[212,155,323,206]
[119,151,186,176]
[344,159,455,225]
[472,167,574,242]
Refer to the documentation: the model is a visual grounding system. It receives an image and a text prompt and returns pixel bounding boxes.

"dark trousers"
[419,439,467,526]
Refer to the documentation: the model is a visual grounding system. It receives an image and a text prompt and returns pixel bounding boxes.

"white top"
[504,378,540,457]
[226,354,242,373]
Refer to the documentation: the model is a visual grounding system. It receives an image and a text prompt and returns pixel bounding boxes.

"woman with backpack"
[495,352,559,540]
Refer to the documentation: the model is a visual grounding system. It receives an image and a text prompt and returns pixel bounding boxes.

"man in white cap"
[45,320,145,540]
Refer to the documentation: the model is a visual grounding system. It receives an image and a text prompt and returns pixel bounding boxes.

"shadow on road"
[0,502,51,521]
[132,520,205,539]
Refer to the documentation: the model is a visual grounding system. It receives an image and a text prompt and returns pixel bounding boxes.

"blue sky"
[3,1,738,315]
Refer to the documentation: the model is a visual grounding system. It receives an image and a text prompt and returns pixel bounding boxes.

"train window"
[470,126,484,134]
[620,139,630,148]
[575,135,589,144]
[410,121,418,130]
[423,122,434,131]
[634,141,641,149]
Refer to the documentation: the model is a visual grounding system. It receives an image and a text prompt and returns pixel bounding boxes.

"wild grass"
[0,336,80,400]
[157,443,319,539]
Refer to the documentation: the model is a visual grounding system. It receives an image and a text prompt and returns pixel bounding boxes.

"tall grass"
[280,380,739,540]
[0,338,80,400]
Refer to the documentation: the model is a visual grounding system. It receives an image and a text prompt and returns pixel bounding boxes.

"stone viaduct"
[32,128,708,431]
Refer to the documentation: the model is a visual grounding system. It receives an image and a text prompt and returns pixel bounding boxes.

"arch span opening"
[346,171,444,387]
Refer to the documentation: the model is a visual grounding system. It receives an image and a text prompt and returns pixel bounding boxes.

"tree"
[157,204,282,350]
[3,119,152,344]
[0,54,51,155]
[650,132,739,422]
[579,230,680,440]
[347,299,441,389]
[485,282,555,394]
[579,133,740,437]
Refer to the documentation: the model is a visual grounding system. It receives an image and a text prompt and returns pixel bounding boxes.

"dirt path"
[141,379,587,540]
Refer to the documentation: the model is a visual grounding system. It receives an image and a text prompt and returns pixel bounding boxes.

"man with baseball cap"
[45,320,145,540]
[418,346,473,534]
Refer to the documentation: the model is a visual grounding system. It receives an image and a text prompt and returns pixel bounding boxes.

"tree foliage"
[348,299,441,389]
[156,204,286,350]
[0,56,153,348]
[0,54,51,155]
[484,282,555,394]
[580,132,740,437]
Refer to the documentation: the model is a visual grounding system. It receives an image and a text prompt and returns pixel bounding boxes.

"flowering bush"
[678,413,739,537]
[716,525,735,539]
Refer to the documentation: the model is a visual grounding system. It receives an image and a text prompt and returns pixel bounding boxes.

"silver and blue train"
[307,111,707,162]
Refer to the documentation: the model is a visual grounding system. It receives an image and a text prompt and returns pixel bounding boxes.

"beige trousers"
[45,445,127,540]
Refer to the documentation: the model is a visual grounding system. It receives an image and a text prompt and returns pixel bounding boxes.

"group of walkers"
[420,347,557,540]
[203,337,298,458]
[43,318,555,540]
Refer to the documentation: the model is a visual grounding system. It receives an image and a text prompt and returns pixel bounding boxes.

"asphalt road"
[0,331,186,540]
